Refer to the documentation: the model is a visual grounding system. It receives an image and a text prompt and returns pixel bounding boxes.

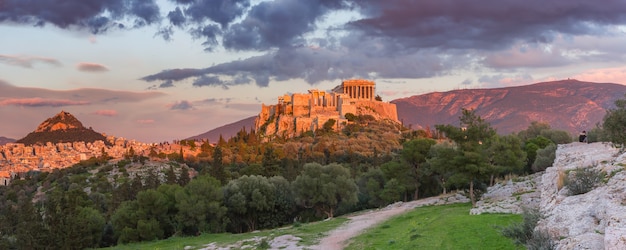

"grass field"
[106,217,347,250]
[345,203,523,250]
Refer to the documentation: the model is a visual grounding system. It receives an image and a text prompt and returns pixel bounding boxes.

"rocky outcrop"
[473,142,626,249]
[470,173,542,215]
[537,143,626,249]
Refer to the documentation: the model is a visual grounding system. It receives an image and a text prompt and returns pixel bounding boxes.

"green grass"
[104,217,348,250]
[345,203,523,250]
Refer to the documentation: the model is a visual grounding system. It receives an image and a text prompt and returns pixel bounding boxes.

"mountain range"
[392,79,626,134]
[191,79,626,141]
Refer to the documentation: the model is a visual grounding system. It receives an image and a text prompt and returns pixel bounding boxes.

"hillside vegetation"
[0,111,577,249]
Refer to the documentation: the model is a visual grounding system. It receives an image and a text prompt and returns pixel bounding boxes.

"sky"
[2,0,626,143]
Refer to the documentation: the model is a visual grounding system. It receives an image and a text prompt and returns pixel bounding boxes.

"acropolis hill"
[255,79,398,138]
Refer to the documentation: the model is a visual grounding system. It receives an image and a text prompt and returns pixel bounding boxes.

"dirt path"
[197,193,467,250]
[309,193,468,250]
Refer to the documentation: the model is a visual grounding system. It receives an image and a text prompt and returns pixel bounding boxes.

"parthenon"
[332,79,376,100]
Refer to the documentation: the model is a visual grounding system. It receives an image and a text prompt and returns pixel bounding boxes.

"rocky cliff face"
[16,111,110,146]
[393,80,626,134]
[537,143,626,249]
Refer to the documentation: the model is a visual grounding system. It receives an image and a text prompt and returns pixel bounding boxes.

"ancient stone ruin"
[255,79,398,138]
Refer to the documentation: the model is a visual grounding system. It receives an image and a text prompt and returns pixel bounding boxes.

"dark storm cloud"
[182,0,250,28]
[141,0,626,88]
[0,0,161,34]
[141,39,464,87]
[6,0,625,88]
[222,0,337,50]
[348,0,626,51]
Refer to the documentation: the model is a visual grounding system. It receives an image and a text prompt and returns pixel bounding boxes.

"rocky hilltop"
[16,111,110,146]
[393,79,626,134]
[255,79,398,138]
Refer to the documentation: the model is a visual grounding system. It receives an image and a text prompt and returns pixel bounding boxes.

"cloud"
[0,54,61,68]
[348,1,626,51]
[93,109,118,116]
[0,0,161,34]
[0,80,165,104]
[139,1,626,88]
[167,100,194,110]
[5,0,626,89]
[77,62,109,72]
[0,98,89,107]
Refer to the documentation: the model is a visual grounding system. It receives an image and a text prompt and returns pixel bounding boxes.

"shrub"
[500,207,542,246]
[564,167,604,196]
[526,230,556,250]
[532,144,557,172]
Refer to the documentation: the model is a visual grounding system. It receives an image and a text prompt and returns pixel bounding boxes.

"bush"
[564,167,604,196]
[500,207,541,246]
[531,144,556,172]
[527,230,556,250]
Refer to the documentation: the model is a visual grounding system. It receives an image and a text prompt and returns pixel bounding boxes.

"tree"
[292,163,358,218]
[400,138,436,199]
[210,146,228,184]
[223,175,276,232]
[166,166,177,184]
[357,168,387,208]
[485,134,526,185]
[435,109,495,206]
[602,95,626,149]
[175,175,227,235]
[177,166,191,186]
[261,144,280,177]
[380,160,414,201]
[427,142,458,194]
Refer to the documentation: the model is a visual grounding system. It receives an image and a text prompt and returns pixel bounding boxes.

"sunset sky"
[2,0,626,142]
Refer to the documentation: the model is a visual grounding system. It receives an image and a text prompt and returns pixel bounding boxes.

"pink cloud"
[93,109,118,116]
[136,119,155,124]
[573,67,626,85]
[77,62,109,72]
[0,98,89,107]
[0,54,61,68]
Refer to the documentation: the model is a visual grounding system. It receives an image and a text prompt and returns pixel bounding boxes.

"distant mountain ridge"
[17,111,110,146]
[0,136,15,146]
[186,116,257,143]
[392,79,626,134]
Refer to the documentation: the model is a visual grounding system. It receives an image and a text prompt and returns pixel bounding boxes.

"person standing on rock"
[578,130,587,143]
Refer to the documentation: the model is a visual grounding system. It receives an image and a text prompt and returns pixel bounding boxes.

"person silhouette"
[579,130,587,143]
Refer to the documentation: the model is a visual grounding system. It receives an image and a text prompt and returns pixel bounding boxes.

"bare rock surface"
[538,142,626,250]
[470,173,541,215]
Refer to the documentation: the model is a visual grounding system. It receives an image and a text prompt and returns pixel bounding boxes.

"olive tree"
[292,163,358,218]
